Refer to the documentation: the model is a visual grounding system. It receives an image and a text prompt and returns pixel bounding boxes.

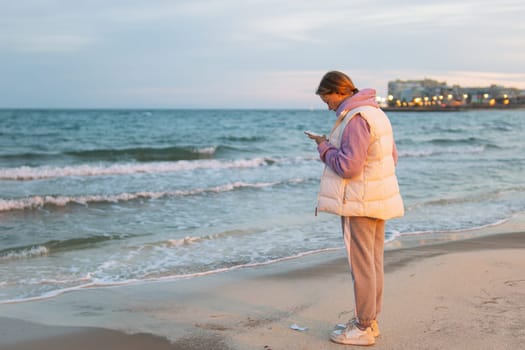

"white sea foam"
[194,146,217,154]
[0,246,49,261]
[397,216,512,236]
[0,180,286,212]
[0,246,343,304]
[384,230,401,243]
[0,157,274,181]
[168,236,203,247]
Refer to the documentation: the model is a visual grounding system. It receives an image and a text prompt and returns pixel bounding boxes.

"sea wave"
[0,145,226,163]
[219,135,266,142]
[0,157,278,181]
[398,145,486,158]
[427,136,489,146]
[0,179,308,212]
[398,136,501,147]
[0,234,129,261]
[406,185,525,210]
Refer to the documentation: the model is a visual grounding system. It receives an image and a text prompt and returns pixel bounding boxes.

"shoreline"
[0,216,524,349]
[2,213,522,306]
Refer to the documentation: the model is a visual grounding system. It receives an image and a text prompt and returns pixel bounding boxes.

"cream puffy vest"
[317,106,404,220]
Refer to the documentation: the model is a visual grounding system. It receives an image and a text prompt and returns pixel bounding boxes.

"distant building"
[386,79,525,109]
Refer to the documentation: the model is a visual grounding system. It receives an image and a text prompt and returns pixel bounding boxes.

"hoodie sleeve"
[317,114,370,179]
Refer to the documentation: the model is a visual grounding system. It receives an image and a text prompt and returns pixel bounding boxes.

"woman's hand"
[308,134,327,145]
[304,131,327,145]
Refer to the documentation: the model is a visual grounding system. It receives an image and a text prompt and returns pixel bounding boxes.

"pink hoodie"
[317,89,398,178]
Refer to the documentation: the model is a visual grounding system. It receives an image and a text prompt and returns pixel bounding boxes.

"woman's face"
[320,93,347,111]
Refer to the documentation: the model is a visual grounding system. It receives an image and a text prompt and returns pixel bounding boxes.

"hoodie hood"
[336,88,379,117]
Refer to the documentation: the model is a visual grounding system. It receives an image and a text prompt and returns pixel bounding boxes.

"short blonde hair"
[316,71,359,96]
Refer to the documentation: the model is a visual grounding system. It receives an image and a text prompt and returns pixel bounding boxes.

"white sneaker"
[330,323,375,346]
[335,318,380,337]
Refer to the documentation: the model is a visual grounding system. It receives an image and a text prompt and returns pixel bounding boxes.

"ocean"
[1,108,524,303]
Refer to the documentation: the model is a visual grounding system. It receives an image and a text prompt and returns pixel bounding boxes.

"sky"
[1,0,524,109]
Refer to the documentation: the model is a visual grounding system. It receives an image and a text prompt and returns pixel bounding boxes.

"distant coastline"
[383,104,525,112]
[385,78,525,112]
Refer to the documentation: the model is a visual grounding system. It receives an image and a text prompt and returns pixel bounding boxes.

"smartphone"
[304,130,323,137]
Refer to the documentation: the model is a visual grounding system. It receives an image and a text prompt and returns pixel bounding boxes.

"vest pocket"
[344,179,364,203]
[318,167,346,214]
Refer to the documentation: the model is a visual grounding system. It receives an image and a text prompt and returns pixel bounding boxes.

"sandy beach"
[1,216,524,350]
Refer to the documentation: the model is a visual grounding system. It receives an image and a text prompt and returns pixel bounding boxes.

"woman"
[307,71,404,346]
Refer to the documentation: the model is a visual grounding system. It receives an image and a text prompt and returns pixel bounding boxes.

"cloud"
[360,0,525,27]
[1,0,524,108]
[244,12,346,43]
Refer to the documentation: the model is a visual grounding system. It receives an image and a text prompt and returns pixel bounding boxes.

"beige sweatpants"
[341,216,385,328]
